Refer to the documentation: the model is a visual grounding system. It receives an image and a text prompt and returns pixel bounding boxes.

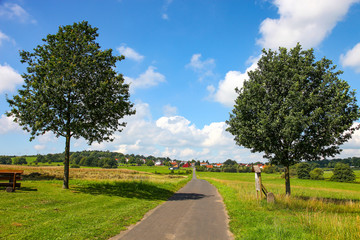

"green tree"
[226,44,360,195]
[310,168,324,180]
[6,21,135,189]
[330,162,356,182]
[100,158,118,168]
[36,155,46,163]
[296,162,311,179]
[13,157,27,165]
[0,156,12,165]
[146,159,154,166]
[223,159,237,166]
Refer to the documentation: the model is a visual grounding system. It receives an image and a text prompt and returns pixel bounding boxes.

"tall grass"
[198,172,360,240]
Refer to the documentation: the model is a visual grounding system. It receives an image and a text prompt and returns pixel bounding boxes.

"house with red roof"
[182,162,191,168]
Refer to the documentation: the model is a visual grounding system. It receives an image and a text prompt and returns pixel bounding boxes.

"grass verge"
[0,165,190,240]
[198,172,360,240]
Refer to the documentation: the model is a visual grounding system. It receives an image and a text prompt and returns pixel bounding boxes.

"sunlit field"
[197,171,360,240]
[0,165,191,240]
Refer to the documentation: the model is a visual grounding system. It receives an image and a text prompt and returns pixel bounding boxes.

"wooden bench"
[0,170,23,192]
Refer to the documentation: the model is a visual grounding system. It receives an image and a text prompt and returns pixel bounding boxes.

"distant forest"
[0,150,182,168]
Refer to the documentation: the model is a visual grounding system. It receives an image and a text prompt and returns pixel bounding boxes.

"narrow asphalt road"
[111,168,233,240]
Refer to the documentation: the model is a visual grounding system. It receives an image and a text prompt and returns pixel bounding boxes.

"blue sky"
[0,0,360,162]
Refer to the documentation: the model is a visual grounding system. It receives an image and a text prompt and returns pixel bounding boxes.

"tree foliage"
[223,159,237,166]
[330,163,356,182]
[12,157,27,165]
[226,44,360,194]
[296,162,311,179]
[6,21,135,189]
[309,168,324,180]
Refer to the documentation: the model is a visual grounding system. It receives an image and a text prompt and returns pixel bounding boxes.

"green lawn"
[198,171,360,240]
[0,169,190,239]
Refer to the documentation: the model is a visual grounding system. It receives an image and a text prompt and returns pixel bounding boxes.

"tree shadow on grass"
[73,181,175,201]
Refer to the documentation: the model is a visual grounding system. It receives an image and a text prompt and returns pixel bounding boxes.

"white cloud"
[156,116,195,135]
[162,0,173,20]
[209,60,258,107]
[124,66,166,92]
[73,104,359,162]
[0,115,22,134]
[257,0,359,49]
[75,101,257,162]
[37,132,58,144]
[0,31,10,46]
[340,43,360,73]
[0,64,23,93]
[116,140,142,154]
[186,53,215,81]
[34,145,46,151]
[163,104,178,116]
[341,122,360,149]
[162,13,169,20]
[117,45,144,62]
[0,2,36,23]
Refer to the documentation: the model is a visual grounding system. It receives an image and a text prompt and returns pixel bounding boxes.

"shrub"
[297,162,311,179]
[310,168,324,180]
[0,156,12,165]
[146,159,154,166]
[330,163,356,182]
[195,166,206,172]
[70,164,80,168]
[223,165,237,173]
[263,165,278,174]
[13,157,27,165]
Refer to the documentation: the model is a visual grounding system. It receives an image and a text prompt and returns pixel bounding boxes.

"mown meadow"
[198,170,360,240]
[0,165,191,240]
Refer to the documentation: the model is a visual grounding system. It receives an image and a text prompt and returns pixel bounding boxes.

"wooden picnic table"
[0,170,23,192]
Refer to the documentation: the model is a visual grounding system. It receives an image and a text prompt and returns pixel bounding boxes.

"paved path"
[111,168,233,240]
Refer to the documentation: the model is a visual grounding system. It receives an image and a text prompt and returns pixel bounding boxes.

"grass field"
[197,171,360,240]
[0,165,191,240]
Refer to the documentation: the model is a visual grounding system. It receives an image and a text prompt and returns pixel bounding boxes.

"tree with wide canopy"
[7,21,135,189]
[226,44,360,195]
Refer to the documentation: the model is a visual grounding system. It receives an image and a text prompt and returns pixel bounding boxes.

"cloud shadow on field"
[73,181,175,201]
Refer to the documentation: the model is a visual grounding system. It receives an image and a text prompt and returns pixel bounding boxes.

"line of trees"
[0,150,182,168]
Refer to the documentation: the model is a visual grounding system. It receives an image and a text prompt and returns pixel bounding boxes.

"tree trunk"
[284,164,291,195]
[63,133,71,189]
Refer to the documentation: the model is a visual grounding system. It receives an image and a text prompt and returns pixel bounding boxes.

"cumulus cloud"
[257,0,359,49]
[76,104,359,162]
[0,2,36,23]
[117,45,144,62]
[0,115,22,134]
[209,60,258,107]
[340,43,360,72]
[186,53,215,81]
[0,64,23,93]
[72,101,257,162]
[34,145,46,151]
[341,122,360,149]
[124,66,166,92]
